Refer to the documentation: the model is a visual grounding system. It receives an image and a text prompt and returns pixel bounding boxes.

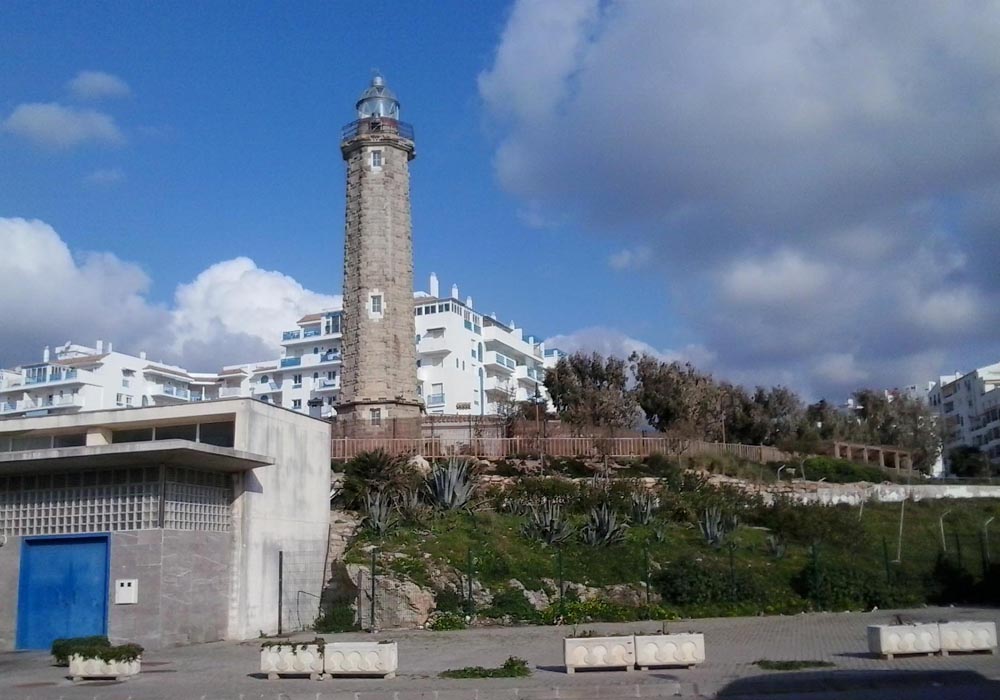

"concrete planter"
[939,621,998,655]
[324,641,397,678]
[260,643,325,680]
[867,623,940,659]
[634,633,706,669]
[564,636,635,673]
[69,655,141,681]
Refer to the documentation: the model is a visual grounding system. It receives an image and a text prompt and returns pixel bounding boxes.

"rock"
[601,583,660,607]
[410,455,432,476]
[507,578,550,611]
[346,564,435,629]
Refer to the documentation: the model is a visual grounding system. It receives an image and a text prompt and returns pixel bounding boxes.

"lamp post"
[985,516,995,563]
[939,509,952,553]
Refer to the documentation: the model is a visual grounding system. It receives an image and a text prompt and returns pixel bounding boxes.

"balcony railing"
[303,328,322,338]
[280,357,302,368]
[486,351,517,371]
[426,393,446,406]
[282,330,301,341]
[25,368,79,385]
[158,385,190,400]
[219,387,244,398]
[341,117,414,141]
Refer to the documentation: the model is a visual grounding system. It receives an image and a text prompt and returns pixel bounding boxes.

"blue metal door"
[16,535,109,650]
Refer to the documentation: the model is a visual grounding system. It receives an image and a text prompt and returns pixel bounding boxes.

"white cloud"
[68,71,131,100]
[481,0,1000,398]
[83,167,125,185]
[2,102,124,149]
[0,218,340,372]
[545,326,714,367]
[608,246,650,271]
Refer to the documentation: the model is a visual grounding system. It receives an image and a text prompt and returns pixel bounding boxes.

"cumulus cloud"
[608,246,650,271]
[545,326,714,367]
[482,0,1000,398]
[2,102,124,149]
[83,167,125,185]
[68,71,131,100]
[0,218,340,371]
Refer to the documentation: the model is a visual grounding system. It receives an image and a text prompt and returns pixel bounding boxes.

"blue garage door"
[17,535,109,650]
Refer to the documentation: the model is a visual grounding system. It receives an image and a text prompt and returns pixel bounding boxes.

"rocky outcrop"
[346,564,436,629]
[327,510,362,566]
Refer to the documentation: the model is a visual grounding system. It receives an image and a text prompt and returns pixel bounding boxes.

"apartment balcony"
[485,351,516,373]
[150,384,191,401]
[426,393,446,407]
[280,356,302,368]
[484,375,516,397]
[219,387,245,398]
[417,335,450,356]
[282,330,302,341]
[282,328,341,346]
[515,365,546,386]
[23,367,86,387]
[0,394,84,415]
[314,378,340,392]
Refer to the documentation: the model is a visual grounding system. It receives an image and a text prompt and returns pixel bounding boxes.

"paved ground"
[1,606,999,699]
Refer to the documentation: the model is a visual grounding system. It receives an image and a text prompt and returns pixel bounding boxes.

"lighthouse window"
[371,295,383,313]
[371,150,382,168]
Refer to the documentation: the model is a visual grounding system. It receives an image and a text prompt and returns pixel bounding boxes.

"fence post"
[644,545,651,608]
[810,543,820,601]
[980,531,989,578]
[370,547,377,631]
[278,550,284,635]
[954,532,963,570]
[881,537,892,584]
[466,547,475,618]
[557,546,565,619]
[728,541,737,602]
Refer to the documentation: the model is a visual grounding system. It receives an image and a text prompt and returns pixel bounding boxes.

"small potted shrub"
[563,629,634,674]
[51,637,143,681]
[260,638,325,680]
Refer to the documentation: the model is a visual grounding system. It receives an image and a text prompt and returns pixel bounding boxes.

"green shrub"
[440,656,531,678]
[792,557,920,610]
[540,598,674,624]
[752,500,865,548]
[51,636,110,666]
[644,453,681,480]
[429,612,467,630]
[926,553,977,604]
[314,603,359,633]
[655,556,771,607]
[342,450,420,509]
[481,588,540,622]
[434,587,465,614]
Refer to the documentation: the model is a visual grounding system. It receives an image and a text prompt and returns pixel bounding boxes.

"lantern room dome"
[355,73,400,120]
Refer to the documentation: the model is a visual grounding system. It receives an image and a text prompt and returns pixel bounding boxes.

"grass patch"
[440,657,531,679]
[753,659,835,671]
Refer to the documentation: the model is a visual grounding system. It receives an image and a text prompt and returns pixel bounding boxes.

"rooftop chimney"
[42,346,50,362]
[466,296,473,308]
[139,351,147,360]
[451,283,459,299]
[107,341,113,353]
[429,272,439,298]
[96,340,104,354]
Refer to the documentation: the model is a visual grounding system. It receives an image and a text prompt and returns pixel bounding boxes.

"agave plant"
[764,533,787,560]
[426,457,476,511]
[521,499,575,546]
[697,505,739,548]
[580,502,629,547]
[362,491,398,536]
[629,491,658,526]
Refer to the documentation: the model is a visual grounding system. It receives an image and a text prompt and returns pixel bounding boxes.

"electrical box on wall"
[114,578,138,604]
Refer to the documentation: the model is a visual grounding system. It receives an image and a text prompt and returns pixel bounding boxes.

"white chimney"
[107,341,113,353]
[42,346,50,362]
[510,320,516,328]
[140,351,147,360]
[451,283,459,299]
[429,272,439,298]
[466,296,473,308]
[491,312,497,319]
[96,340,104,353]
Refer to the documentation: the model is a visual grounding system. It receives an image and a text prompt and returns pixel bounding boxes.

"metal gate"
[17,534,109,649]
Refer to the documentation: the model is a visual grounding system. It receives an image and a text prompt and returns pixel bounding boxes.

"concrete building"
[928,362,1000,472]
[0,399,330,651]
[337,74,421,433]
[0,341,222,418]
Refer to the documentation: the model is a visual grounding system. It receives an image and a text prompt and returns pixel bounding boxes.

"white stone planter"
[939,621,998,655]
[867,624,940,659]
[634,633,706,669]
[260,643,325,680]
[564,636,635,673]
[69,654,141,681]
[324,641,397,678]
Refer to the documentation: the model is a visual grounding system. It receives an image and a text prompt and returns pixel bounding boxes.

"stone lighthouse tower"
[337,74,421,435]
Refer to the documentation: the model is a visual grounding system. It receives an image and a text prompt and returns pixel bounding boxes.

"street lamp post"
[939,509,952,553]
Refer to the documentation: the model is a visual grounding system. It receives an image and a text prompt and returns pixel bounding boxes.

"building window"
[371,150,382,168]
[293,399,302,410]
[416,359,421,368]
[327,371,335,380]
[371,295,383,314]
[313,372,319,380]
[370,408,382,426]
[260,375,269,384]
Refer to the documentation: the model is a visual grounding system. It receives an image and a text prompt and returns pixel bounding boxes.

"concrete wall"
[766,482,1000,506]
[0,536,20,649]
[228,400,331,639]
[109,530,230,649]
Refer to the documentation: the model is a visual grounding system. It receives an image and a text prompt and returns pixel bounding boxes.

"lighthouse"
[336,74,421,435]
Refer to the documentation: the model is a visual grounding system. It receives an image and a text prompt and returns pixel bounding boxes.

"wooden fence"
[331,435,791,463]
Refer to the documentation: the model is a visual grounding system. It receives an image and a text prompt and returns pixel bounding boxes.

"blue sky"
[2,1,999,399]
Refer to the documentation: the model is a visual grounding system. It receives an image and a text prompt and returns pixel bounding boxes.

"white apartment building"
[1,277,563,421]
[928,362,1000,472]
[0,341,222,418]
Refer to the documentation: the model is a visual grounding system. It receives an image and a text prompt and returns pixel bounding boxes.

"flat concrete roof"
[0,439,273,475]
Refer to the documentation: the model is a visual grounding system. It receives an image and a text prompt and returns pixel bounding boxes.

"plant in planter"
[260,638,326,680]
[564,629,635,673]
[65,641,143,682]
[51,636,110,667]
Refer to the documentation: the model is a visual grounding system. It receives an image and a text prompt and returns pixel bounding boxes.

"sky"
[1,0,999,401]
